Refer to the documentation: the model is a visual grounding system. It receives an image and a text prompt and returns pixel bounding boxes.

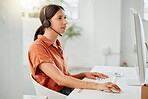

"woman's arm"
[38,63,121,92]
[71,72,86,80]
[38,63,96,89]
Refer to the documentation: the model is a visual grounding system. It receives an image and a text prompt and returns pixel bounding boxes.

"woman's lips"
[61,27,66,30]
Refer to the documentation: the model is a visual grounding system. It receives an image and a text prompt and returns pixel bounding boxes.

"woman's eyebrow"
[57,15,63,17]
[57,14,66,17]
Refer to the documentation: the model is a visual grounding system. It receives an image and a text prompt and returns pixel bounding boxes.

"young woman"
[28,4,121,96]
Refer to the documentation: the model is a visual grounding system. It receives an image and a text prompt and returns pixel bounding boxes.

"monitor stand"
[127,79,144,86]
[127,79,148,86]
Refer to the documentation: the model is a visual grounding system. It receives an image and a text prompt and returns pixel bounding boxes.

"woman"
[28,4,121,96]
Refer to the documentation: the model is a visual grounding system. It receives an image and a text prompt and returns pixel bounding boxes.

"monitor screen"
[128,8,146,85]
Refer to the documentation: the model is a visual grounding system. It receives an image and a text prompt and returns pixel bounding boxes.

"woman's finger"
[94,73,106,79]
[100,73,109,78]
[113,84,121,91]
[107,84,117,91]
[106,87,113,93]
[107,83,121,92]
[91,76,97,80]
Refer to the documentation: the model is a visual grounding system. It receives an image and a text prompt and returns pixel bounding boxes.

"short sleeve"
[28,43,54,73]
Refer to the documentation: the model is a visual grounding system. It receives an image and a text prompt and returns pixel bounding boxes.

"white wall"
[93,0,121,66]
[65,0,121,67]
[0,0,23,99]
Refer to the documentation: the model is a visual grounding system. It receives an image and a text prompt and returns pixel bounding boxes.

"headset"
[43,6,62,36]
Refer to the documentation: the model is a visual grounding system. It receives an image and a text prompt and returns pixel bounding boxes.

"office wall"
[121,0,148,67]
[66,0,121,67]
[93,0,121,66]
[0,0,23,99]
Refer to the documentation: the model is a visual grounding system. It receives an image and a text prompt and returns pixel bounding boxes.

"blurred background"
[0,0,148,98]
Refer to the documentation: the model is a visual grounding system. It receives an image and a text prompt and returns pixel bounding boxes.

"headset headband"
[43,6,47,20]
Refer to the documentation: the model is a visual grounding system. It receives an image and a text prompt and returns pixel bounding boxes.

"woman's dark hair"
[34,4,64,41]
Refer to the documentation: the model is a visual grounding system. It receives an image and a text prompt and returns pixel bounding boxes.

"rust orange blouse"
[28,35,71,92]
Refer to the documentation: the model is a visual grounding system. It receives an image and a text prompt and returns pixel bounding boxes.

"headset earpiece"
[43,20,51,28]
[43,5,51,28]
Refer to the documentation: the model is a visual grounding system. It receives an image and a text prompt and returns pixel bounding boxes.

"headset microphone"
[49,27,62,36]
[43,5,62,37]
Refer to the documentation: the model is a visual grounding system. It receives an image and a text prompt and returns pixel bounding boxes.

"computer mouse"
[104,89,121,93]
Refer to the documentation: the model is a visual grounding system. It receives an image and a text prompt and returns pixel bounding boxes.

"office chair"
[30,74,67,99]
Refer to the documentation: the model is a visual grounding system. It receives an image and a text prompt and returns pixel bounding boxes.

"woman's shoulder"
[28,39,43,52]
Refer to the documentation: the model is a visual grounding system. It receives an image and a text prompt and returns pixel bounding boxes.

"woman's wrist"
[93,82,99,90]
[86,81,98,90]
[81,72,87,78]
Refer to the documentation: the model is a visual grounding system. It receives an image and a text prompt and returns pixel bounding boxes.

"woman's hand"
[96,82,121,93]
[84,72,109,80]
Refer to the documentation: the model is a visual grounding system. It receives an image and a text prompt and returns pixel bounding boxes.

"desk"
[67,66,148,99]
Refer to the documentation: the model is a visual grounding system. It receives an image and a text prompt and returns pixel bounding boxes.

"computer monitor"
[127,8,147,86]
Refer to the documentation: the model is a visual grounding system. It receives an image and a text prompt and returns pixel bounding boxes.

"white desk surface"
[67,66,148,99]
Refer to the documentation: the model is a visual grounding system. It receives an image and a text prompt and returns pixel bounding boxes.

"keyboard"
[96,71,122,83]
[102,72,122,77]
[96,75,116,83]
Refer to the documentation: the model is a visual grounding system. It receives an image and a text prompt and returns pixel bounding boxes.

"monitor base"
[127,79,144,86]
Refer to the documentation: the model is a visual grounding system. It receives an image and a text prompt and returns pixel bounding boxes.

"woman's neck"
[43,28,58,44]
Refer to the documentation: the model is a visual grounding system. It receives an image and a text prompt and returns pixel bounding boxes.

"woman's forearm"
[71,72,86,80]
[38,63,96,90]
[58,75,97,90]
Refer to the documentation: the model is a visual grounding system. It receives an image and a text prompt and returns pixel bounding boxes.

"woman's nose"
[64,19,68,25]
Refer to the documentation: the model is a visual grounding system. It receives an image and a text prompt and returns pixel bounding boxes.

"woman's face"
[50,9,67,34]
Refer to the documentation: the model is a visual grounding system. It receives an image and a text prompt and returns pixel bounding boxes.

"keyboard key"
[97,75,116,83]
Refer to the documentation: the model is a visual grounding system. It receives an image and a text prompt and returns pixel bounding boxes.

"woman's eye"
[58,16,66,19]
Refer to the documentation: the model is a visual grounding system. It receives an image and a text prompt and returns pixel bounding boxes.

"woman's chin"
[60,31,66,34]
